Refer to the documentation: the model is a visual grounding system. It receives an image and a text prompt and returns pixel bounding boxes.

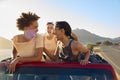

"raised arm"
[12,46,18,59]
[71,41,90,65]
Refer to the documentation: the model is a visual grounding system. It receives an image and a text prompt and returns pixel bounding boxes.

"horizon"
[0,0,120,39]
[0,28,119,41]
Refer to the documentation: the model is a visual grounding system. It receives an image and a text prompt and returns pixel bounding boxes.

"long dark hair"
[55,21,74,39]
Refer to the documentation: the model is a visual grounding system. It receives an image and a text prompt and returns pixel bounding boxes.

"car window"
[0,66,114,80]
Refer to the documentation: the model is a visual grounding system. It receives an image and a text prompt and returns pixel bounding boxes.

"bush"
[96,42,102,45]
[86,44,96,51]
[102,41,113,46]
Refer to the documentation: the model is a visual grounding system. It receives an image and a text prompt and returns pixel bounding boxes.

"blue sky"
[0,0,120,39]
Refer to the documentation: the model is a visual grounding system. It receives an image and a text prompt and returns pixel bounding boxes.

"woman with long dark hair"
[54,21,90,65]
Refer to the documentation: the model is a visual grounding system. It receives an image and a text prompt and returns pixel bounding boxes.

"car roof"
[0,62,114,70]
[17,62,112,70]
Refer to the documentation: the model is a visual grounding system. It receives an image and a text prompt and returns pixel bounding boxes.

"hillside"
[0,29,120,48]
[73,28,115,44]
[112,37,120,42]
[0,36,12,49]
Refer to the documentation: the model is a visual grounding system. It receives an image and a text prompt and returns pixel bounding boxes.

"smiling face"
[55,21,72,41]
[54,25,64,41]
[54,21,72,39]
[23,20,39,39]
[24,20,38,33]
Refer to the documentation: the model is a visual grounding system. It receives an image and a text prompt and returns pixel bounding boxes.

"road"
[94,45,120,79]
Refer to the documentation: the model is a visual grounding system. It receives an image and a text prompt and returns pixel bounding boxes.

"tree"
[102,41,113,46]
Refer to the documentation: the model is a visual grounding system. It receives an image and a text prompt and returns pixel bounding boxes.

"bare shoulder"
[71,40,78,49]
[71,32,78,41]
[71,40,85,50]
[36,33,43,43]
[12,34,23,41]
[71,40,82,47]
[13,34,23,38]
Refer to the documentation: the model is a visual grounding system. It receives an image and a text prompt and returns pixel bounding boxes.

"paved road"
[96,45,120,79]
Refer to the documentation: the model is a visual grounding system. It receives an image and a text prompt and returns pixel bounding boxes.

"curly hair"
[16,12,40,30]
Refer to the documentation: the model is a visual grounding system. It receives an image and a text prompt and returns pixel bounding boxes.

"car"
[0,61,118,80]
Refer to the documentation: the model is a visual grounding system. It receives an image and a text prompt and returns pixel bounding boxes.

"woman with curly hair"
[7,12,43,80]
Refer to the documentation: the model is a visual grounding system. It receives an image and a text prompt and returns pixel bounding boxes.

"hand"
[80,60,89,65]
[8,58,19,73]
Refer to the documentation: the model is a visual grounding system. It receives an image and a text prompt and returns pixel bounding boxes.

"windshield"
[0,66,114,80]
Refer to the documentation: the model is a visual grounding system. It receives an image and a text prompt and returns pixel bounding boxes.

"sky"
[0,0,120,40]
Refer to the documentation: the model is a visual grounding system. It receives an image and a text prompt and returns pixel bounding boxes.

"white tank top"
[44,35,57,55]
[12,34,43,57]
